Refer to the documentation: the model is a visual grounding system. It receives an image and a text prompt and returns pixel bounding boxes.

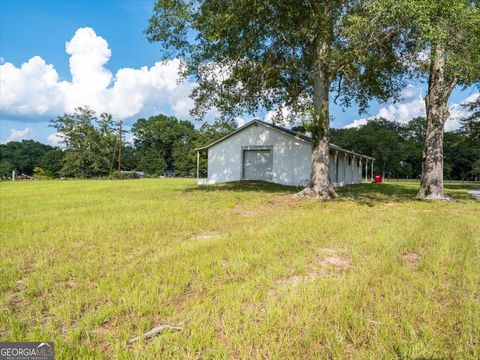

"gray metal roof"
[196,119,374,160]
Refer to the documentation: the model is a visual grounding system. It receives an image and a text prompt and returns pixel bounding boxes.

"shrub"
[109,171,140,180]
[33,167,53,180]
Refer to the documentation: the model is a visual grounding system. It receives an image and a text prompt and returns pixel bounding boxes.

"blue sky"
[0,0,478,145]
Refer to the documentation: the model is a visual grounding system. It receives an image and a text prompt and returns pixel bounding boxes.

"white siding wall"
[204,122,365,187]
[206,123,311,186]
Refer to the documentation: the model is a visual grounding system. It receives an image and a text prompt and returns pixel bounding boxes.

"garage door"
[243,149,272,180]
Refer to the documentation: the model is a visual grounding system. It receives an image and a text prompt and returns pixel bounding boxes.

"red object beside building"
[374,175,383,183]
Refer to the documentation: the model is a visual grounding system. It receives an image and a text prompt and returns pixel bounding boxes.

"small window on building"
[348,156,351,165]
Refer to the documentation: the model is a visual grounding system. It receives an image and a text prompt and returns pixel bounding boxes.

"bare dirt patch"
[270,248,351,295]
[403,252,420,269]
[191,231,221,240]
[319,254,351,273]
[233,203,257,217]
[6,292,23,313]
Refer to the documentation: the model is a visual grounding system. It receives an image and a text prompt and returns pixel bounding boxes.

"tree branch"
[308,0,322,18]
[279,33,316,82]
[333,74,343,104]
[445,75,458,101]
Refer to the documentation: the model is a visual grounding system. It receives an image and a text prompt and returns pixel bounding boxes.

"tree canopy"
[50,107,119,178]
[0,140,61,178]
[366,0,480,199]
[131,114,197,176]
[146,0,408,198]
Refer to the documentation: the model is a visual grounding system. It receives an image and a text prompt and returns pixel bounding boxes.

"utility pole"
[118,120,122,172]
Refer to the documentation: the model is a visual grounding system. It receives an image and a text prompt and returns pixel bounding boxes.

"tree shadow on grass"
[338,182,478,204]
[184,180,478,204]
[337,183,418,198]
[334,183,417,207]
[444,183,480,191]
[183,180,302,194]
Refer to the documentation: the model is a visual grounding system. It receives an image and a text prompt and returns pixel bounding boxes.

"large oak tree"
[146,0,405,198]
[413,0,479,199]
[347,0,479,199]
[377,0,480,199]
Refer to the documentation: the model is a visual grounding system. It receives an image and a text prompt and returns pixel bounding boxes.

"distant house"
[17,173,35,180]
[195,119,374,187]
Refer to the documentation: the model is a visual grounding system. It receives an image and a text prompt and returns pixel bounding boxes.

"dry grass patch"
[319,253,351,274]
[191,231,221,240]
[233,203,257,217]
[403,251,421,270]
[271,248,351,294]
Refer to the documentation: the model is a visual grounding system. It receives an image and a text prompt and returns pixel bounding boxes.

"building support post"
[352,155,356,184]
[334,151,338,184]
[364,160,368,183]
[196,151,200,180]
[344,153,347,185]
[371,160,374,182]
[359,158,362,184]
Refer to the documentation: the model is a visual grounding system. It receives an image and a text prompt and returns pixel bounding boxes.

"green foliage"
[471,160,480,179]
[0,140,58,178]
[38,148,65,176]
[33,166,45,177]
[137,147,168,175]
[50,107,119,178]
[121,145,139,172]
[146,1,405,121]
[2,114,476,181]
[132,114,197,176]
[109,170,140,180]
[331,117,478,180]
[362,0,480,87]
[33,166,53,180]
[444,131,479,181]
[194,119,237,148]
[459,96,480,145]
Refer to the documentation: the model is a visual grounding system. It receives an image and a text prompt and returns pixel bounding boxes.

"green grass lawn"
[1,179,479,359]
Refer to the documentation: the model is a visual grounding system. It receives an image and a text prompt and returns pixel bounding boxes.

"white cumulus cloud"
[47,132,64,146]
[0,27,200,122]
[344,84,478,131]
[445,92,479,131]
[235,116,247,127]
[2,127,33,143]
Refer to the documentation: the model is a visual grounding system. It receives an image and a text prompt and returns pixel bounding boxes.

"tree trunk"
[417,43,455,200]
[298,44,337,199]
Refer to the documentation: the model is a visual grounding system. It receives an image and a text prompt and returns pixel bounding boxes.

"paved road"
[469,190,480,201]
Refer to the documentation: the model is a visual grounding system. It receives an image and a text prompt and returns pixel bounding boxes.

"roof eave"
[196,119,374,161]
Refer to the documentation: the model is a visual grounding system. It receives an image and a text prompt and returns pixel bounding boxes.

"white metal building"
[195,119,374,187]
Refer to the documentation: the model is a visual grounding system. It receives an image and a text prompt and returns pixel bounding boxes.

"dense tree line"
[0,108,237,179]
[1,108,478,181]
[0,140,63,178]
[329,117,479,181]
